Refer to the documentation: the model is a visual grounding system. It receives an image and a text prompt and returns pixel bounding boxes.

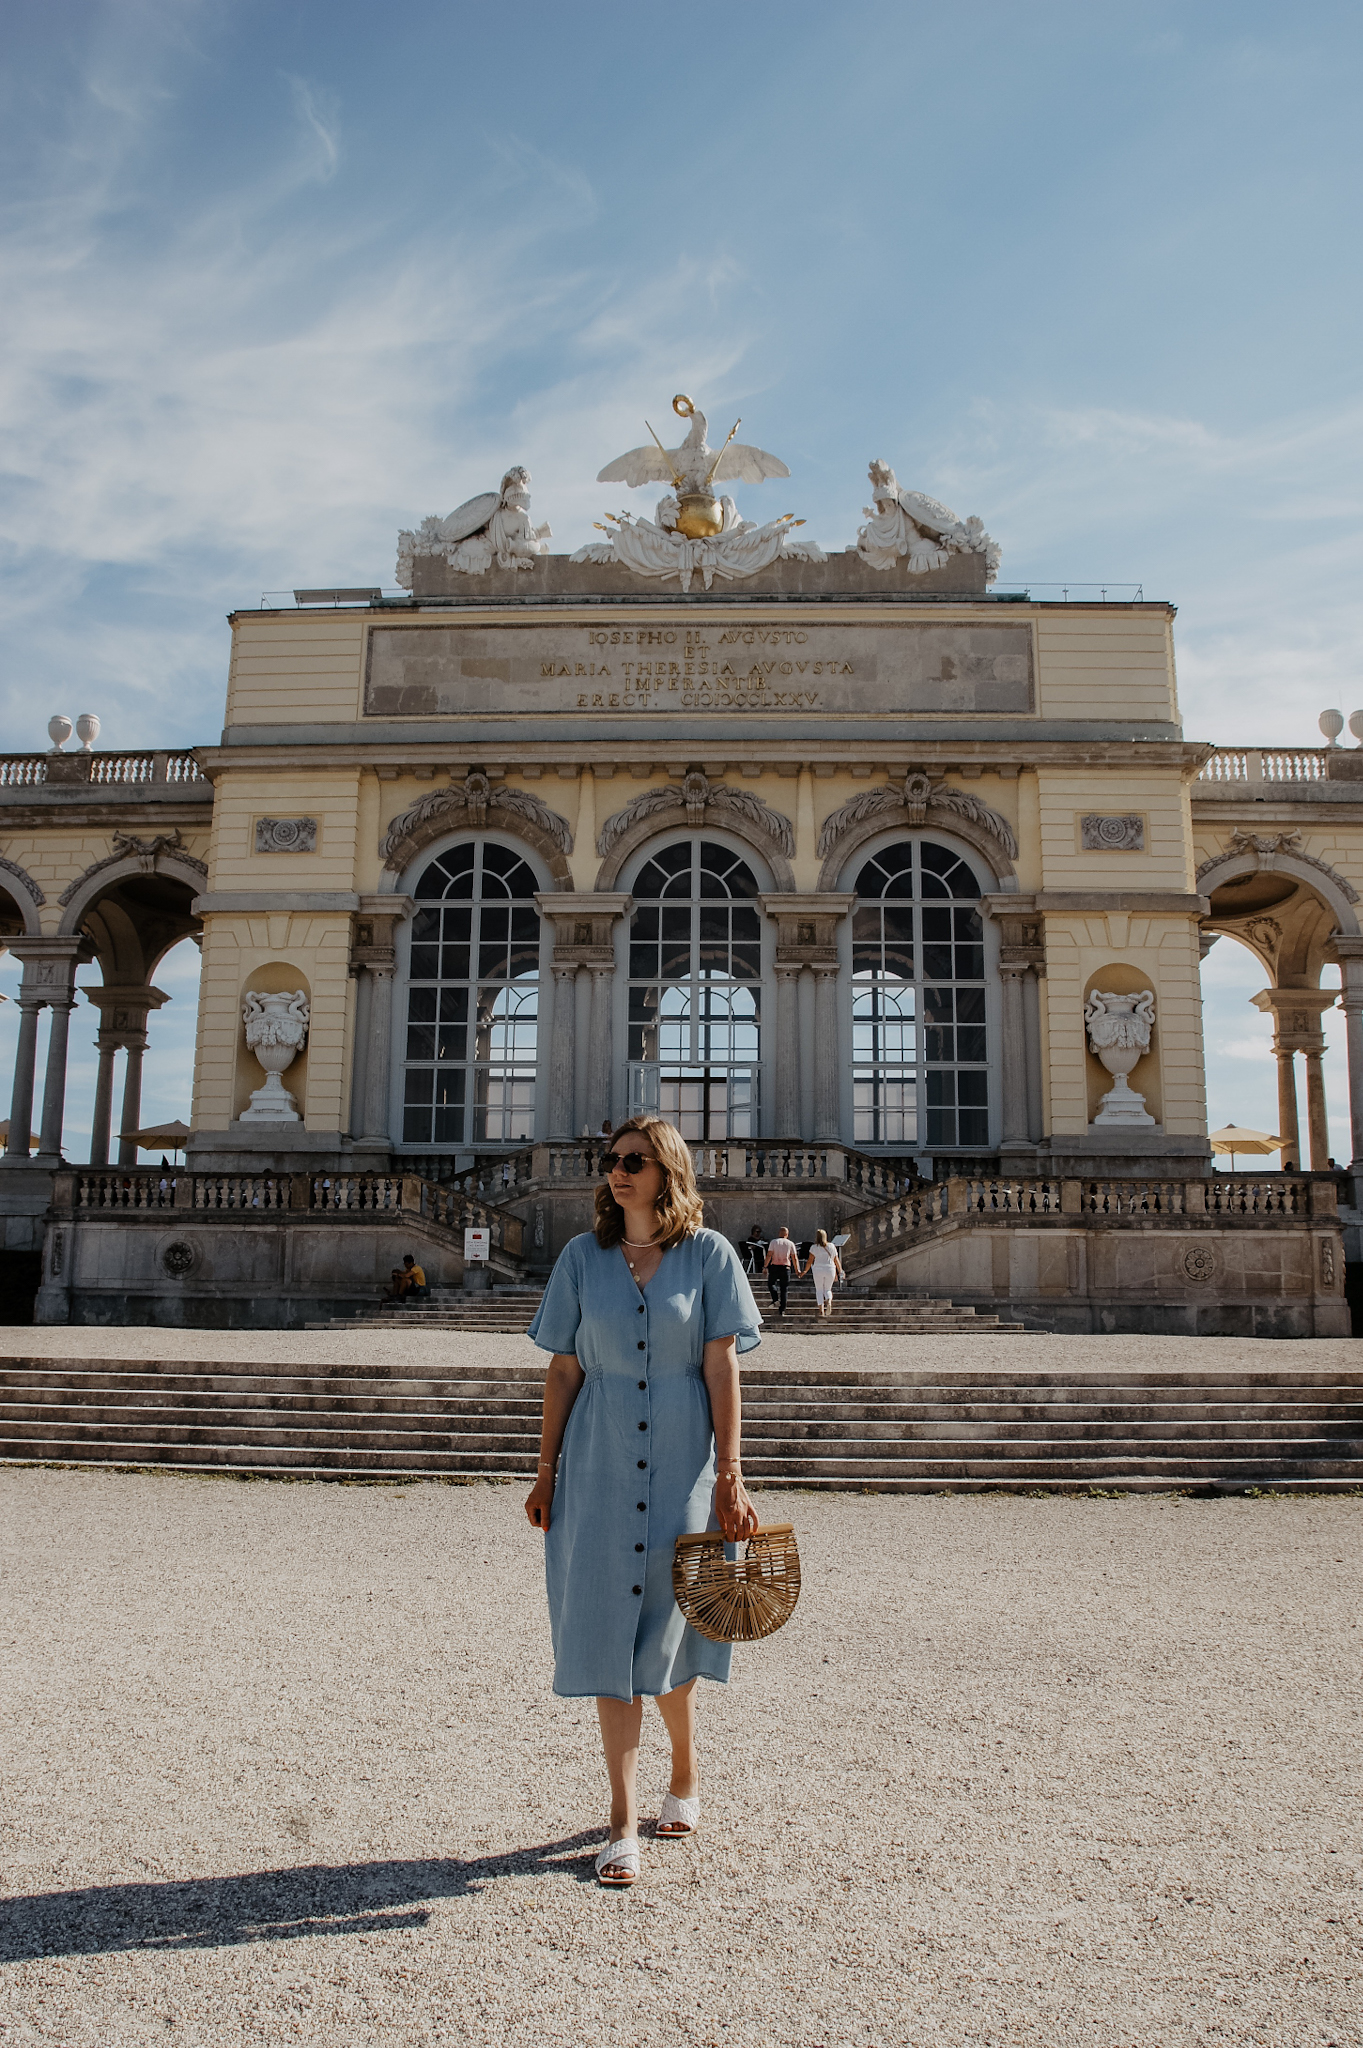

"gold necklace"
[623,1234,659,1274]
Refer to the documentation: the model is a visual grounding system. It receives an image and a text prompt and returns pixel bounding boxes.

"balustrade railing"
[1196,1175,1310,1216]
[1078,1179,1187,1216]
[0,750,206,789]
[1196,747,1329,785]
[963,1176,1063,1215]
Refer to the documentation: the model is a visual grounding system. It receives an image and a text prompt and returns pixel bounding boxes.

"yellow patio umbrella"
[119,1118,193,1163]
[1208,1124,1285,1171]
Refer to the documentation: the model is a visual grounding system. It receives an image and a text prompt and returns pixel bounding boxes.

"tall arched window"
[851,838,988,1147]
[627,839,762,1139]
[401,840,541,1147]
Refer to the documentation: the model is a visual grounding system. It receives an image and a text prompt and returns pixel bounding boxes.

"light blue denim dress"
[527,1227,763,1702]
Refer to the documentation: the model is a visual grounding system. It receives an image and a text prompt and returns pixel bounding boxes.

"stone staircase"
[306,1284,1028,1336]
[1,1357,1359,1492]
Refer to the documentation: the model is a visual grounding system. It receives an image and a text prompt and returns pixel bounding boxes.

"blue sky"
[2,0,1360,1154]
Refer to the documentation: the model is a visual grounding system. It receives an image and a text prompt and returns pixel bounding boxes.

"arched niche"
[1083,961,1162,1126]
[234,962,312,1123]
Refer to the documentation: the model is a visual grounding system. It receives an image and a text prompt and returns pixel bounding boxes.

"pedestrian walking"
[523,1115,762,1889]
[764,1225,799,1316]
[803,1229,844,1318]
[740,1221,766,1277]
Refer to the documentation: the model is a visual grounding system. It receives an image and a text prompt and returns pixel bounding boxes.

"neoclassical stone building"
[1,424,1359,1330]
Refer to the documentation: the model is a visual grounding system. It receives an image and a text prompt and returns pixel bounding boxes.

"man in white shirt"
[763,1226,798,1316]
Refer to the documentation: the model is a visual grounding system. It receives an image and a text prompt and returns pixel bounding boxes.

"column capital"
[759,892,854,970]
[9,936,92,999]
[350,896,412,972]
[1250,987,1338,1052]
[536,892,633,967]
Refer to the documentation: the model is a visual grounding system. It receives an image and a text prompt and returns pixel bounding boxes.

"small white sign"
[831,1234,851,1247]
[464,1227,491,1262]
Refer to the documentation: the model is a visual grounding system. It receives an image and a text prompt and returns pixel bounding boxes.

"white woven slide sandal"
[656,1791,700,1837]
[595,1837,640,1886]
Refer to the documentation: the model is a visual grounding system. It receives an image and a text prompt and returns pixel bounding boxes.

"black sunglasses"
[599,1150,655,1177]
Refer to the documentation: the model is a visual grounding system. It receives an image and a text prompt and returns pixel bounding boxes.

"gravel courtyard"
[1,1466,1359,2047]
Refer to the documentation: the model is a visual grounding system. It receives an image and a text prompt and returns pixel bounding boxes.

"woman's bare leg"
[654,1677,698,1801]
[596,1695,644,1855]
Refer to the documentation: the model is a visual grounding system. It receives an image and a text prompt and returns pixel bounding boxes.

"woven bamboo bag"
[671,1524,801,1643]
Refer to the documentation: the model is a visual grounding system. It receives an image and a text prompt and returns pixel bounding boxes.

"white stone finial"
[1319,709,1344,747]
[240,989,311,1122]
[47,714,72,753]
[1085,989,1156,1127]
[1349,711,1363,745]
[75,713,100,752]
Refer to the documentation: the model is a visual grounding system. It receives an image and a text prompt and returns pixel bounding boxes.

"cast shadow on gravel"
[0,1835,604,1960]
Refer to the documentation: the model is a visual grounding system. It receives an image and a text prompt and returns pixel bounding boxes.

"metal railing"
[1196,748,1330,785]
[0,750,206,789]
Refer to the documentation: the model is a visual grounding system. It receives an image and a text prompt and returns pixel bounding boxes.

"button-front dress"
[527,1227,763,1702]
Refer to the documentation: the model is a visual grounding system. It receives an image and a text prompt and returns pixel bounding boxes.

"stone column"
[348,966,373,1139]
[6,998,43,1158]
[36,993,76,1161]
[999,965,1030,1147]
[1251,987,1339,1171]
[774,966,802,1137]
[535,894,633,1141]
[548,964,579,1137]
[89,1043,118,1166]
[588,966,614,1131]
[1023,969,1044,1142]
[116,1035,146,1166]
[1274,1047,1302,1168]
[349,898,412,1151]
[812,967,840,1141]
[982,896,1046,1157]
[362,966,395,1141]
[1332,940,1363,1178]
[80,985,169,1167]
[1304,1049,1331,1171]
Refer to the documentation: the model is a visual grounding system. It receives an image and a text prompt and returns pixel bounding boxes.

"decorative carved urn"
[240,989,311,1123]
[1084,989,1156,1127]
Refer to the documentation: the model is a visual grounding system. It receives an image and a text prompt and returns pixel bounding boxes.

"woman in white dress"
[803,1229,844,1318]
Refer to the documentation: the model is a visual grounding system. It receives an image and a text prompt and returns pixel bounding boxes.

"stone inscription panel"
[364,620,1034,717]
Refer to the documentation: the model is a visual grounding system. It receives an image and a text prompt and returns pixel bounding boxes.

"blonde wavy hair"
[593,1116,705,1251]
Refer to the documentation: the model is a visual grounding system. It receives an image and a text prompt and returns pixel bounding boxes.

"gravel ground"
[1,1471,1359,2046]
[1,1327,1362,1374]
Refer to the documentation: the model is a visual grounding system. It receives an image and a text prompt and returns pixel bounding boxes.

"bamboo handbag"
[672,1524,801,1643]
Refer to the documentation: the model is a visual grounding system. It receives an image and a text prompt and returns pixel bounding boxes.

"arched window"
[851,838,988,1147]
[626,839,762,1139]
[401,841,541,1147]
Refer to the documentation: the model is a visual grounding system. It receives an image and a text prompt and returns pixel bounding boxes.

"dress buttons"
[638,1420,648,1431]
[637,1501,646,1510]
[632,1585,642,1596]
[637,1341,646,1350]
[637,1460,647,1470]
[637,1305,645,1314]
[635,1542,644,1553]
[638,1379,646,1389]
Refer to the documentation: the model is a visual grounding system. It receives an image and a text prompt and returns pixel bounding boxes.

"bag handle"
[674,1523,794,1550]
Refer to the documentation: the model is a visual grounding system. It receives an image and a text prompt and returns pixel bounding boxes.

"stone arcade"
[0,408,1357,1332]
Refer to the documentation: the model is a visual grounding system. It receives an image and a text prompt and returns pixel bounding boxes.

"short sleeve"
[527,1239,583,1355]
[700,1231,764,1353]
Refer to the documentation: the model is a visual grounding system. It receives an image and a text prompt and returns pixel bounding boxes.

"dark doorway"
[0,1249,42,1325]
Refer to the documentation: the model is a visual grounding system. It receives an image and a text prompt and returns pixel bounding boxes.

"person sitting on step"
[385,1254,428,1305]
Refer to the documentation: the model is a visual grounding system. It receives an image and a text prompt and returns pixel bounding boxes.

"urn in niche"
[240,989,310,1122]
[1084,988,1157,1127]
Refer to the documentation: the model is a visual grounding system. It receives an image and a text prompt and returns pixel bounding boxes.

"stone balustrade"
[1196,748,1330,786]
[0,750,206,789]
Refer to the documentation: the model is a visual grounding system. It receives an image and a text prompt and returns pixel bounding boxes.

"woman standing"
[524,1116,762,1887]
[803,1229,844,1318]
